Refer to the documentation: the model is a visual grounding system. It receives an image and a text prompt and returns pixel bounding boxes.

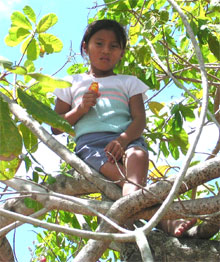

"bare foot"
[157,218,197,237]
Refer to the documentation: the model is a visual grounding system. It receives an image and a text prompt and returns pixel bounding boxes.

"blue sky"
[0,0,103,261]
[0,0,103,78]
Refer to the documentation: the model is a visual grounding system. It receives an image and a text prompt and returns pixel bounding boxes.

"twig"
[0,208,137,242]
[52,41,74,76]
[135,229,153,262]
[106,151,165,201]
[17,31,36,66]
[131,0,147,27]
[134,0,210,238]
[0,207,49,237]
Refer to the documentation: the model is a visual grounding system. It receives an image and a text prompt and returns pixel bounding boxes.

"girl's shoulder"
[64,73,89,84]
[115,74,141,85]
[116,74,142,83]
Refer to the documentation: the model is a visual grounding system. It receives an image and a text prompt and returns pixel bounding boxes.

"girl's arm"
[104,93,146,162]
[52,90,100,135]
[117,94,146,147]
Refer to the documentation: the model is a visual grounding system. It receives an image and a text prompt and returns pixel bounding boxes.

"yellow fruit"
[89,82,99,93]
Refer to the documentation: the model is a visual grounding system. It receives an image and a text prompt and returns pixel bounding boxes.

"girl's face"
[83,29,124,77]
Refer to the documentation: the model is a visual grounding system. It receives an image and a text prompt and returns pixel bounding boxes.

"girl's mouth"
[100,57,110,61]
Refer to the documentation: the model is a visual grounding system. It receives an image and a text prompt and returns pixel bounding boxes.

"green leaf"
[38,33,63,53]
[24,155,32,172]
[128,0,139,8]
[136,45,151,65]
[17,88,75,136]
[160,10,169,24]
[149,101,165,116]
[173,129,189,155]
[168,142,179,160]
[67,64,88,75]
[19,123,38,153]
[24,60,35,72]
[32,171,39,183]
[179,105,195,122]
[190,20,198,36]
[160,141,169,157]
[0,79,9,86]
[37,13,58,33]
[129,23,140,45]
[35,166,44,173]
[22,37,40,61]
[28,73,72,88]
[24,197,43,211]
[171,104,179,115]
[154,0,166,9]
[197,20,210,45]
[172,111,183,131]
[208,33,220,60]
[0,56,13,69]
[8,66,27,75]
[11,11,32,30]
[0,158,21,180]
[0,96,23,158]
[29,82,57,94]
[5,26,30,47]
[23,6,36,23]
[24,60,35,83]
[47,175,56,185]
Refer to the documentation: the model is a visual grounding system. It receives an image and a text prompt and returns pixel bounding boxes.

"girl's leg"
[99,161,125,188]
[100,148,196,237]
[157,219,197,237]
[100,146,149,196]
[122,147,149,196]
[100,147,148,229]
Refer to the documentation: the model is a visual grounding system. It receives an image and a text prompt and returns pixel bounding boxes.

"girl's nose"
[102,45,110,54]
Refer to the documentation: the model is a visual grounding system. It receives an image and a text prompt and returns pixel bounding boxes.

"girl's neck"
[88,70,116,78]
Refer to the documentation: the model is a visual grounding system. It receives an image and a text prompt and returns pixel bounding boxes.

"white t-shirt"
[54,73,149,140]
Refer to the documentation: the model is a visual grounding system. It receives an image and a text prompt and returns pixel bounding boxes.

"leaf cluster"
[87,0,220,161]
[5,6,63,60]
[0,6,74,180]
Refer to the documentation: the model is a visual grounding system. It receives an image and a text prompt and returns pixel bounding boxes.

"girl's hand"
[79,90,100,113]
[104,139,125,163]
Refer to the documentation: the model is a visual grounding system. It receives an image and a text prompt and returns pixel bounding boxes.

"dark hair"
[80,19,127,57]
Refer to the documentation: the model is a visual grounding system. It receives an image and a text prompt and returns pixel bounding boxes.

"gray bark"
[0,237,14,262]
[120,229,220,262]
[0,157,220,261]
[149,230,220,262]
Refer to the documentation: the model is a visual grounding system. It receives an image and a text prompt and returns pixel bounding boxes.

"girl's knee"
[125,146,148,161]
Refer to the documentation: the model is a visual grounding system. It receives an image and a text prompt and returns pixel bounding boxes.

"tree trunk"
[0,237,14,262]
[120,229,220,262]
[148,230,220,262]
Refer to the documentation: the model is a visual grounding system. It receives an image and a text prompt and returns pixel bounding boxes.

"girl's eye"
[96,42,102,46]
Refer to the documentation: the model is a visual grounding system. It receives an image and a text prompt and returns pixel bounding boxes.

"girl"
[52,19,196,236]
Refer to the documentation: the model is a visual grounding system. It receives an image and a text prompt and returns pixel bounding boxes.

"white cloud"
[192,123,219,160]
[0,0,23,19]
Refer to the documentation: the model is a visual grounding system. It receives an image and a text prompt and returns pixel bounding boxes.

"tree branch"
[0,91,122,201]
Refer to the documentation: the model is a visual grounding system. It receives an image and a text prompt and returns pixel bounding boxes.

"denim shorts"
[75,132,148,172]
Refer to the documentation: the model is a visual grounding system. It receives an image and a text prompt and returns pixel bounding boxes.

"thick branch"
[0,156,219,233]
[0,157,219,261]
[148,230,220,262]
[0,237,14,262]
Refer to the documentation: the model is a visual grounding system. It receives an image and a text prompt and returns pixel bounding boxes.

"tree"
[0,0,220,261]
